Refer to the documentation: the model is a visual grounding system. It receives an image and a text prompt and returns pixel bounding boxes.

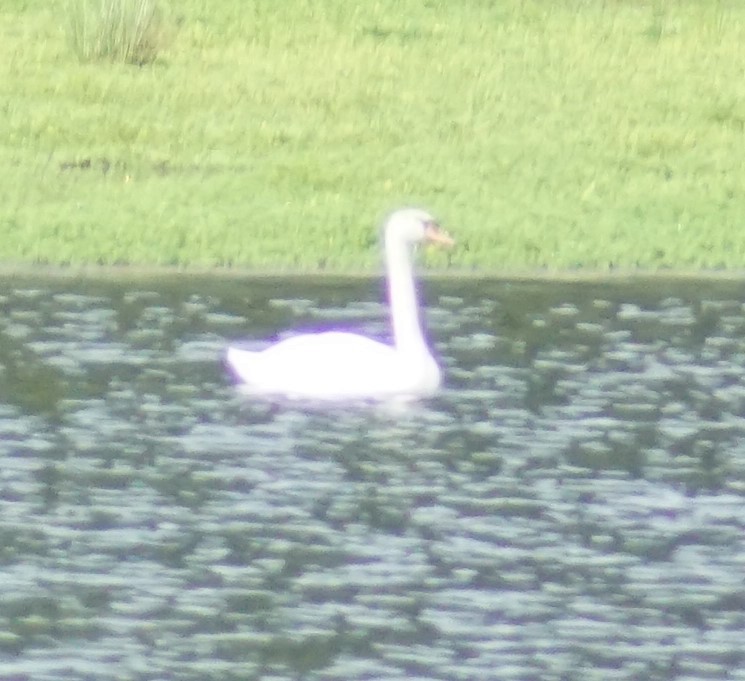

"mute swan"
[225,208,454,400]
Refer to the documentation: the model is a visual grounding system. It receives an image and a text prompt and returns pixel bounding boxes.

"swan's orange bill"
[425,223,455,247]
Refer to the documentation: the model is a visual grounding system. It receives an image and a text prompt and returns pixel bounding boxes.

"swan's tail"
[224,346,259,384]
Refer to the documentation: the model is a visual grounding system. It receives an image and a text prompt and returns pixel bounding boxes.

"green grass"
[1,0,745,270]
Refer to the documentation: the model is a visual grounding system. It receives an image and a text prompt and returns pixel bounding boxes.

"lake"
[1,273,744,681]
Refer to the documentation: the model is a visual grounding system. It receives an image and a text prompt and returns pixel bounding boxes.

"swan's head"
[385,208,455,248]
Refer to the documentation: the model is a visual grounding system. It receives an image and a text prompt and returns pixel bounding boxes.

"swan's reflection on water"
[0,274,744,680]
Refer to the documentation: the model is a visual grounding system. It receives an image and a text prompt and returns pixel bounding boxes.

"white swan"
[225,208,454,400]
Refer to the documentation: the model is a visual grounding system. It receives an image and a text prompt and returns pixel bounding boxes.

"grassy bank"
[2,0,744,270]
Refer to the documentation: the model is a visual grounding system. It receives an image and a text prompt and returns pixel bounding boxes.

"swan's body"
[225,208,453,400]
[228,331,440,399]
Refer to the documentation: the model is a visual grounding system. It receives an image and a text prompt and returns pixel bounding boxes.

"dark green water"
[1,274,744,680]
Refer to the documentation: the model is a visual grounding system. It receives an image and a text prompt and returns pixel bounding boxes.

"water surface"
[1,274,744,681]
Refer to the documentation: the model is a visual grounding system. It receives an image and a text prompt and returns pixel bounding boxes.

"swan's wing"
[265,332,391,359]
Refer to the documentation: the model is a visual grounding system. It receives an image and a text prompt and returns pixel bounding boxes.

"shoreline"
[2,262,745,284]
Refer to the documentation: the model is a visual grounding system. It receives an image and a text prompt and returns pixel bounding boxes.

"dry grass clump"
[66,0,167,65]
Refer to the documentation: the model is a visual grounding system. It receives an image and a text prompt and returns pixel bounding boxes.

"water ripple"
[0,276,744,680]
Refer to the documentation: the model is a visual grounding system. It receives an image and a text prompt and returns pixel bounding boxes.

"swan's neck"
[385,234,429,355]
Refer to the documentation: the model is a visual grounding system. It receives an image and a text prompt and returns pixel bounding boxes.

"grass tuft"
[66,0,167,66]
